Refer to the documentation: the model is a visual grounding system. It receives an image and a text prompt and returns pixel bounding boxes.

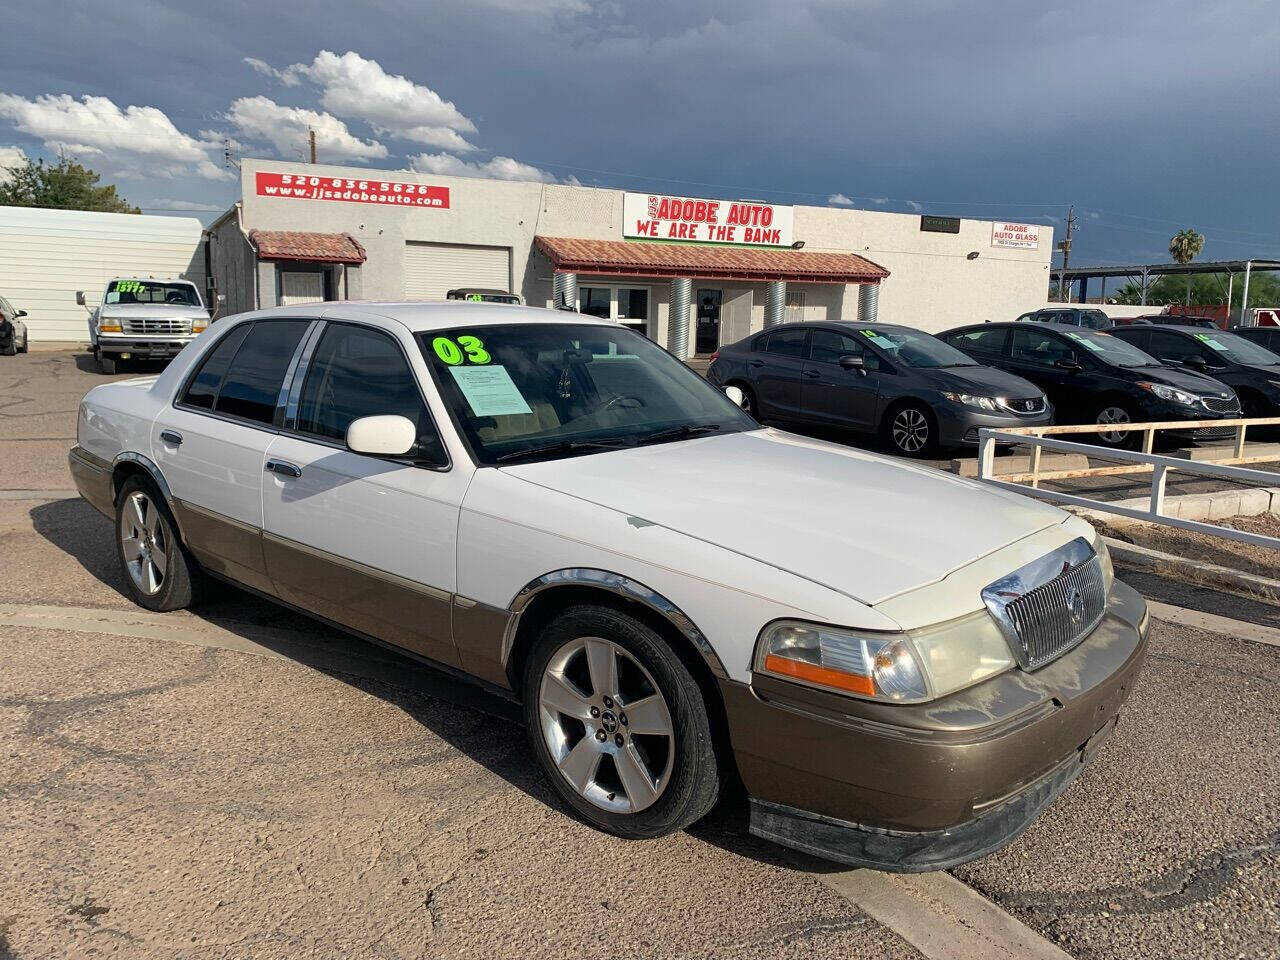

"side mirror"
[724,385,747,408]
[838,354,866,374]
[217,294,226,304]
[346,415,417,457]
[15,310,26,318]
[1054,358,1083,372]
[75,291,86,306]
[1183,356,1208,371]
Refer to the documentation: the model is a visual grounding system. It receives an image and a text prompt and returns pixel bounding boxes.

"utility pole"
[308,128,317,164]
[1056,205,1077,302]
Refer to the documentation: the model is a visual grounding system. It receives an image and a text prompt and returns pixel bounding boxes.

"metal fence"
[976,418,1280,550]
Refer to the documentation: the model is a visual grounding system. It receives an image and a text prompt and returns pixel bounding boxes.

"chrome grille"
[982,537,1108,671]
[1202,396,1239,415]
[120,316,191,335]
[1002,397,1046,415]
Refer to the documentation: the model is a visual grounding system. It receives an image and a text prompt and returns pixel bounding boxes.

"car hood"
[500,428,1066,606]
[919,365,1045,398]
[99,303,208,319]
[1133,364,1235,395]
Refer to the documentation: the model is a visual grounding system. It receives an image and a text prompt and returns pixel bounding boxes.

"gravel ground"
[1092,514,1280,579]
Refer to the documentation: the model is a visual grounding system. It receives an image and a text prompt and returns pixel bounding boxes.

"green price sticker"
[432,335,491,365]
[466,293,484,302]
[116,280,143,294]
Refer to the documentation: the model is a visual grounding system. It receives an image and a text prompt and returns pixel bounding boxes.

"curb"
[1103,536,1280,603]
[1070,487,1280,524]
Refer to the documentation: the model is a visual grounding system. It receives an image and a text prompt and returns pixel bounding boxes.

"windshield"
[858,328,978,367]
[1079,310,1111,329]
[420,323,756,465]
[105,280,201,306]
[1191,331,1280,366]
[1061,329,1160,367]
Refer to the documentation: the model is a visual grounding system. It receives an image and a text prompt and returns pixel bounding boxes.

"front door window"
[696,289,722,354]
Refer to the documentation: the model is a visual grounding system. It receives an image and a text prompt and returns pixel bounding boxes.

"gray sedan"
[707,322,1052,456]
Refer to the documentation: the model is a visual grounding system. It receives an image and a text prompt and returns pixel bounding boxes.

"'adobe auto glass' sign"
[623,192,794,247]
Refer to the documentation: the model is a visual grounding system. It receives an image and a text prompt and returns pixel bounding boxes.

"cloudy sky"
[1,0,1277,265]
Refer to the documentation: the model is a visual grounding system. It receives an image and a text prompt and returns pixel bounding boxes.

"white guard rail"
[976,418,1280,550]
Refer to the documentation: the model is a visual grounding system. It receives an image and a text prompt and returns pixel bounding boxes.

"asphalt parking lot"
[2,350,1278,960]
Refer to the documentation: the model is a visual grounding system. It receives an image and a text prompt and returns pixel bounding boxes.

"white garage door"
[403,243,511,300]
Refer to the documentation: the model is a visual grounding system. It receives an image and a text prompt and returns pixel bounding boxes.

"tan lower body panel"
[173,499,276,596]
[262,532,460,669]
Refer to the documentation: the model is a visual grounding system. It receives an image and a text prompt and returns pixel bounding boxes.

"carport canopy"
[535,236,889,285]
[249,230,367,264]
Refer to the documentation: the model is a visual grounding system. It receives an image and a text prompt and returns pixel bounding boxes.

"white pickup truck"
[79,278,211,373]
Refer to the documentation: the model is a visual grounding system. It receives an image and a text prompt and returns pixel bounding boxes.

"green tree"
[1168,228,1205,304]
[0,155,139,213]
[1110,272,1280,309]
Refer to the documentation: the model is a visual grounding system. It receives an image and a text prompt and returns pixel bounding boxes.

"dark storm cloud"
[1,0,1276,260]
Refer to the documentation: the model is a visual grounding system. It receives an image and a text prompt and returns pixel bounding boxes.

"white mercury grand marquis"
[69,302,1150,872]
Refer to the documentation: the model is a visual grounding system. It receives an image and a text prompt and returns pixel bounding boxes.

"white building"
[200,157,1053,356]
[0,206,206,342]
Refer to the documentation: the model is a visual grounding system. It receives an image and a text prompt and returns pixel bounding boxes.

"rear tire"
[114,476,201,611]
[523,604,720,840]
[1095,402,1138,449]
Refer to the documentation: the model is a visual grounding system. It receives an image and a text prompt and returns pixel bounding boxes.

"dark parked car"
[707,322,1051,456]
[1231,325,1280,353]
[1015,307,1112,329]
[941,322,1240,448]
[1109,325,1280,418]
[1115,314,1218,329]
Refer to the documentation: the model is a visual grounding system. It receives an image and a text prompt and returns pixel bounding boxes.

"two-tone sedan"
[69,301,1148,872]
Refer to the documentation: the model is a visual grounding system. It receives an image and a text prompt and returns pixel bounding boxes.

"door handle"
[802,370,821,378]
[265,459,302,479]
[159,429,183,446]
[749,360,764,368]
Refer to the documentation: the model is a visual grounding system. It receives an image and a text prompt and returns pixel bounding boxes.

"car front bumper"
[719,579,1149,872]
[934,403,1054,446]
[97,335,194,357]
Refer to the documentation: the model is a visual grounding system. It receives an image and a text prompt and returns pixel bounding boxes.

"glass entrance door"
[696,289,722,355]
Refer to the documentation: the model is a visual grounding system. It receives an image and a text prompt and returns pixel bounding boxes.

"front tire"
[1095,402,1138,449]
[523,605,720,839]
[17,330,28,353]
[886,402,937,457]
[114,476,200,611]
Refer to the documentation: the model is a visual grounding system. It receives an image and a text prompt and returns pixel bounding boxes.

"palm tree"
[1169,229,1205,305]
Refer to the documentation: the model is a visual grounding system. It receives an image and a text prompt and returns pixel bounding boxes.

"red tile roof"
[535,236,888,284]
[249,230,367,264]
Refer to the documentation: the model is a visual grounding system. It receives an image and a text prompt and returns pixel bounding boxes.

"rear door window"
[757,329,807,358]
[213,320,311,425]
[948,327,1009,358]
[179,325,251,410]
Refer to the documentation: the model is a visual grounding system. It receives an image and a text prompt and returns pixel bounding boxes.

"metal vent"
[982,537,1108,670]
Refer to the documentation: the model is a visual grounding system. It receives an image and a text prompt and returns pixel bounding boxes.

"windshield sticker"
[860,330,897,349]
[1194,334,1228,351]
[114,280,145,294]
[449,365,533,417]
[1065,332,1105,352]
[432,335,491,365]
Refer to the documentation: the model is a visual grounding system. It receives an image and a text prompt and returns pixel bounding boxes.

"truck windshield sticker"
[449,365,533,417]
[432,335,491,365]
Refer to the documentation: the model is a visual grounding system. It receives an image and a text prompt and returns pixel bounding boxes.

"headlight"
[1086,525,1116,594]
[942,392,1000,411]
[1138,381,1199,406]
[756,615,1015,703]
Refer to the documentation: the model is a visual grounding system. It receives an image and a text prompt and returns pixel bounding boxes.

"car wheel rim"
[538,636,675,814]
[892,409,928,453]
[120,491,168,595]
[1097,406,1131,444]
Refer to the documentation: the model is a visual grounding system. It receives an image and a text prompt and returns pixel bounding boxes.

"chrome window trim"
[981,536,1101,671]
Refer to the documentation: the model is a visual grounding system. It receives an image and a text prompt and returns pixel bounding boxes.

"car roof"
[275,300,617,333]
[751,321,920,336]
[955,321,1084,332]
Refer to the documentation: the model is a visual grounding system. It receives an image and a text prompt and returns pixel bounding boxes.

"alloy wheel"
[1097,406,1132,445]
[538,636,675,814]
[892,407,929,454]
[119,490,169,595]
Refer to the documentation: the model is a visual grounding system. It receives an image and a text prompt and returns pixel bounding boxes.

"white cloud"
[262,51,478,151]
[0,144,26,180]
[827,193,854,206]
[148,198,224,211]
[0,93,225,180]
[870,197,889,205]
[906,200,924,212]
[226,96,387,162]
[409,152,557,183]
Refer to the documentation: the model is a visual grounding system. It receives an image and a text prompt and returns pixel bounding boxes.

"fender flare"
[111,452,185,540]
[502,568,728,679]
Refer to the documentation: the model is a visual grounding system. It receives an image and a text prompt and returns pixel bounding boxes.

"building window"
[577,284,653,337]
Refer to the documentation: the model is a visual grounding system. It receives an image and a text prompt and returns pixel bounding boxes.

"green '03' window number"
[432,335,491,365]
